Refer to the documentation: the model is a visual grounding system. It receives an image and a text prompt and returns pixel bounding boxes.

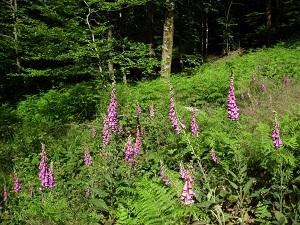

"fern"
[115,176,190,225]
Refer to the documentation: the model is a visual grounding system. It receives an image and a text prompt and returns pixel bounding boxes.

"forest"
[1,0,300,224]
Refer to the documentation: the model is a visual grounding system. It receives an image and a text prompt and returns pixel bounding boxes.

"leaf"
[227,179,238,190]
[90,187,109,198]
[192,221,209,225]
[243,178,256,196]
[275,211,287,225]
[90,199,110,212]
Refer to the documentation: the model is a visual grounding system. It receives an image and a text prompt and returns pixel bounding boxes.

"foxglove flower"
[3,189,7,201]
[84,145,93,168]
[179,117,186,129]
[180,170,195,205]
[190,108,199,136]
[210,148,219,163]
[119,124,123,133]
[261,82,265,91]
[272,116,283,149]
[285,76,289,86]
[134,128,141,156]
[91,125,97,138]
[247,88,251,99]
[28,183,33,197]
[252,71,256,82]
[227,76,239,120]
[255,98,259,106]
[169,95,180,134]
[258,64,261,72]
[86,187,90,195]
[39,143,55,189]
[14,171,22,193]
[102,118,110,147]
[125,136,134,163]
[107,83,118,134]
[160,163,170,185]
[150,104,155,117]
[179,162,185,178]
[137,104,142,118]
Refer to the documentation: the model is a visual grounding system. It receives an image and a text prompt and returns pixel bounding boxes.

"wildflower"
[102,118,111,147]
[3,189,7,201]
[179,117,186,129]
[210,149,219,163]
[258,64,261,72]
[179,162,185,178]
[150,104,155,117]
[14,171,22,193]
[252,71,256,82]
[169,93,180,134]
[190,108,199,136]
[255,98,259,106]
[119,124,123,133]
[137,104,142,118]
[91,125,97,138]
[39,143,55,189]
[125,136,134,163]
[247,88,251,99]
[86,187,90,195]
[160,163,170,185]
[180,170,195,205]
[261,82,265,91]
[285,76,289,86]
[107,83,118,134]
[227,75,239,120]
[272,115,283,149]
[84,145,93,168]
[134,127,141,156]
[28,183,33,197]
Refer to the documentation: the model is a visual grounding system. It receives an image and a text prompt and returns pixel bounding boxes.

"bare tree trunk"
[82,0,106,88]
[204,14,208,63]
[146,2,156,58]
[160,0,175,78]
[107,26,115,82]
[10,0,20,70]
[266,0,272,29]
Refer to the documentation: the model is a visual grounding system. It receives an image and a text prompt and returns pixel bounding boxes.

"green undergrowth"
[1,38,300,224]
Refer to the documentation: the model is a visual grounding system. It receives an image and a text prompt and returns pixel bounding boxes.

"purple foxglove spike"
[91,125,97,138]
[180,171,195,205]
[160,163,170,185]
[169,97,180,134]
[119,124,123,133]
[14,171,22,193]
[134,128,141,156]
[272,121,283,149]
[210,149,220,163]
[28,183,34,197]
[84,145,93,168]
[102,118,111,147]
[285,76,289,86]
[190,108,199,136]
[261,82,265,91]
[247,88,251,99]
[3,189,7,201]
[179,117,186,129]
[107,84,118,134]
[86,187,90,195]
[150,104,155,117]
[227,76,239,120]
[137,104,142,118]
[179,162,185,178]
[255,98,259,106]
[258,64,261,72]
[125,137,134,163]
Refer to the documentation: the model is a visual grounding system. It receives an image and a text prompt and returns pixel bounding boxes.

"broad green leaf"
[275,211,287,225]
[90,199,110,212]
[243,178,256,195]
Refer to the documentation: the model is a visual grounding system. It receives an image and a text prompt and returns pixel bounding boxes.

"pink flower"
[210,149,220,163]
[119,124,123,133]
[150,104,155,117]
[160,163,170,185]
[3,189,7,201]
[125,136,134,163]
[260,82,265,91]
[14,171,22,193]
[180,171,195,205]
[247,88,251,99]
[179,117,186,129]
[272,117,283,149]
[107,84,118,134]
[91,125,97,138]
[134,127,142,156]
[179,162,185,178]
[28,183,33,197]
[137,104,142,118]
[258,64,261,72]
[86,187,90,195]
[252,71,256,83]
[102,118,111,147]
[169,95,180,134]
[285,76,289,86]
[190,108,199,136]
[227,76,239,120]
[39,143,55,189]
[84,145,93,168]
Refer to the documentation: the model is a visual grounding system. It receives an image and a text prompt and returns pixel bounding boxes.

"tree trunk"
[160,0,175,79]
[204,14,208,63]
[107,26,115,82]
[266,0,272,29]
[146,2,155,58]
[10,0,20,71]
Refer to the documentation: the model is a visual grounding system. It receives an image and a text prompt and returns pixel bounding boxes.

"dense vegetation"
[1,0,300,224]
[1,37,300,224]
